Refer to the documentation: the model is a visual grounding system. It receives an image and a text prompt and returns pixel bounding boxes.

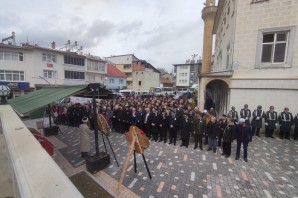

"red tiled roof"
[107,64,127,78]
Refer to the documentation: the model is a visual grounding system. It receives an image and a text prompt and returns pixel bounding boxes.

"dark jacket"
[251,109,265,128]
[265,111,278,130]
[236,125,251,143]
[206,122,219,139]
[180,118,192,140]
[222,124,236,143]
[193,117,205,135]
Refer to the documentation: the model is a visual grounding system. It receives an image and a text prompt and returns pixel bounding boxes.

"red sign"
[47,63,53,68]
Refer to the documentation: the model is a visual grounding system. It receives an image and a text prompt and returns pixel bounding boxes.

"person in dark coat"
[192,113,204,150]
[144,108,152,138]
[222,118,236,158]
[251,105,265,139]
[293,113,298,140]
[206,116,219,153]
[168,111,179,145]
[278,107,293,139]
[218,114,227,147]
[136,107,145,131]
[159,110,169,143]
[235,118,252,162]
[117,105,125,134]
[240,104,251,125]
[150,108,160,141]
[123,105,132,132]
[265,106,278,138]
[112,105,119,132]
[180,113,192,148]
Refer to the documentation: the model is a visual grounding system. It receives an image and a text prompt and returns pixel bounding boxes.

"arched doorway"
[204,80,229,116]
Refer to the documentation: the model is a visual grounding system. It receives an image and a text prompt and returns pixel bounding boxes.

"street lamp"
[0,85,10,105]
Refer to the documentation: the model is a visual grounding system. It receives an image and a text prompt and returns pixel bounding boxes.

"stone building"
[199,0,298,115]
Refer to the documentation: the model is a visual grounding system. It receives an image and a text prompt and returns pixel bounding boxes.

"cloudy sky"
[0,0,205,72]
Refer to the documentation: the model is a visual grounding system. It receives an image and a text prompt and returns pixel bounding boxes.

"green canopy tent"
[8,84,113,117]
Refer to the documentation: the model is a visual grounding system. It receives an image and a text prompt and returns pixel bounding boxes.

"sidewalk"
[23,119,298,198]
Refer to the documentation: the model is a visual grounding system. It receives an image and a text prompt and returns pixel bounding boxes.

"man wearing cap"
[265,106,278,138]
[251,105,265,139]
[218,114,227,147]
[79,117,91,158]
[278,107,293,139]
[180,113,192,148]
[228,106,239,123]
[193,113,205,150]
[240,104,251,125]
[235,118,251,162]
[222,118,236,158]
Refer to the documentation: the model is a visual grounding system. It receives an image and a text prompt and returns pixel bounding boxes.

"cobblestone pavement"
[23,120,298,198]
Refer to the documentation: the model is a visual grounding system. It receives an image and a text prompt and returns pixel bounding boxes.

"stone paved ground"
[23,120,298,198]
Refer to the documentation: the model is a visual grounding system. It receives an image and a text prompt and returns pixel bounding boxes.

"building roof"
[107,64,128,78]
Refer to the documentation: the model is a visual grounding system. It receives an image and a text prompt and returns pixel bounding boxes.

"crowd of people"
[51,93,298,161]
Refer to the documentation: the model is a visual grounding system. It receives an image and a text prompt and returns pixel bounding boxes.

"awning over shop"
[8,84,113,117]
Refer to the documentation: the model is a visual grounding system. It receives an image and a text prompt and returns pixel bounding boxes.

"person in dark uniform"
[136,107,144,131]
[222,117,236,158]
[293,113,298,140]
[159,110,169,143]
[265,106,278,138]
[180,113,192,148]
[235,118,251,162]
[227,106,239,123]
[218,114,227,147]
[240,104,251,125]
[123,105,132,132]
[278,107,293,139]
[117,105,125,134]
[206,116,219,153]
[168,111,179,145]
[251,105,265,139]
[112,105,119,132]
[67,103,75,126]
[130,107,137,126]
[192,113,204,150]
[150,108,160,141]
[144,108,152,138]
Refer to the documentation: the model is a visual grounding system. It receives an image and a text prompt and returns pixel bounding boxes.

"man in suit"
[235,118,251,162]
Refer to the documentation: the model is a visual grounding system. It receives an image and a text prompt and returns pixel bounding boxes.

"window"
[64,71,84,79]
[64,55,85,66]
[42,53,56,62]
[138,81,142,86]
[261,32,288,63]
[119,79,123,84]
[43,70,57,79]
[0,51,23,61]
[109,79,114,84]
[0,70,24,81]
[185,73,188,76]
[124,64,131,69]
[256,26,296,68]
[88,75,95,81]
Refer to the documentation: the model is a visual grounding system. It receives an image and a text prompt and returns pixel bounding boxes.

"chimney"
[51,41,56,49]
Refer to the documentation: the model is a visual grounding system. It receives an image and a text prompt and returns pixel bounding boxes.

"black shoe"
[244,158,248,162]
[225,155,230,158]
[204,142,208,145]
[180,144,184,147]
[256,135,260,137]
[186,145,188,148]
[158,140,163,142]
[194,146,198,149]
[174,143,176,146]
[207,148,212,151]
[286,137,290,140]
[199,147,203,150]
[221,153,226,156]
[235,156,240,160]
[213,148,216,153]
[168,142,172,144]
[270,136,274,139]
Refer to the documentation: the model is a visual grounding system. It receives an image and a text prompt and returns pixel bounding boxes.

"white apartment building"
[0,43,107,97]
[199,0,298,115]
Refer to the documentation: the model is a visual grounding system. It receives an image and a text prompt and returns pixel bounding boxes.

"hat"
[203,110,207,113]
[257,105,262,109]
[82,117,88,123]
[239,118,245,123]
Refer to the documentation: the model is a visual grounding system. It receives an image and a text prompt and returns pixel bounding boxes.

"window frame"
[0,70,25,81]
[255,26,296,68]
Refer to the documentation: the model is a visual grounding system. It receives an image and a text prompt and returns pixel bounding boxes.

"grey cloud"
[117,21,143,34]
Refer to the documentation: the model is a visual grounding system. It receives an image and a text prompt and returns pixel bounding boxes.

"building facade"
[173,59,202,90]
[160,73,175,88]
[199,0,298,116]
[106,64,127,92]
[106,55,160,91]
[0,42,107,97]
